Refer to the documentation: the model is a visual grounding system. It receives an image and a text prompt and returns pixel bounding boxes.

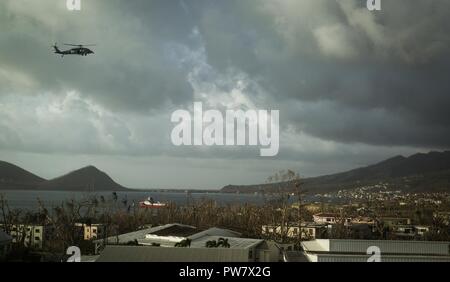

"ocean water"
[0,190,275,211]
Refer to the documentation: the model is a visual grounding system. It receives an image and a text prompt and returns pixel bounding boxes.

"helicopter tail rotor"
[52,43,61,53]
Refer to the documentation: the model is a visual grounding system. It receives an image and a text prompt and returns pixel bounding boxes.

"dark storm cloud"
[184,0,450,148]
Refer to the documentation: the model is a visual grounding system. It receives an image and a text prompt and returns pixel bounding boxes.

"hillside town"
[1,187,449,262]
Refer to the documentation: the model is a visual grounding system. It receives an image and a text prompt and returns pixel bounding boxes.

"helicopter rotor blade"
[63,43,96,47]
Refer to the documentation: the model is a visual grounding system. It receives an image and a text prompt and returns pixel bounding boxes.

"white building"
[312,213,353,225]
[95,223,283,262]
[262,223,327,239]
[301,239,450,262]
[414,226,430,237]
[75,223,106,240]
[313,213,338,224]
[7,224,48,249]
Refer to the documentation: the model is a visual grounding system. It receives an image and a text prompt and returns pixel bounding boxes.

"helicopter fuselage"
[53,45,94,57]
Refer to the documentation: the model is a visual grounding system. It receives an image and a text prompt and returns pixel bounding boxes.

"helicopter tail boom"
[53,44,62,54]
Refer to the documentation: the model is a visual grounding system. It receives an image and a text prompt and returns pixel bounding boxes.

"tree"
[266,170,306,244]
[205,238,230,248]
[218,237,230,248]
[175,238,191,248]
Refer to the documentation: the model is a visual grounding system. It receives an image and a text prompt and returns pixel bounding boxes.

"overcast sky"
[1,0,449,189]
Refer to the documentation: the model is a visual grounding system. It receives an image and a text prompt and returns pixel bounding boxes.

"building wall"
[262,225,324,239]
[313,216,336,224]
[84,225,105,240]
[75,223,106,240]
[303,239,450,262]
[9,225,45,249]
[327,239,450,256]
[315,254,450,262]
[97,245,252,262]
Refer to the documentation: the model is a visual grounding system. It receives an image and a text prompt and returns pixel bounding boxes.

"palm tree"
[218,237,230,248]
[175,238,191,247]
[205,240,218,248]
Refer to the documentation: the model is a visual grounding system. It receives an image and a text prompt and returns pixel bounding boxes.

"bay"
[0,190,275,211]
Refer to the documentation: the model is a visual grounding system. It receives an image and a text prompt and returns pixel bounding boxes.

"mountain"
[38,166,128,191]
[221,151,450,194]
[0,161,46,190]
[0,162,129,191]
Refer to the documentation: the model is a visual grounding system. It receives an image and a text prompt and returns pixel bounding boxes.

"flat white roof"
[98,223,195,244]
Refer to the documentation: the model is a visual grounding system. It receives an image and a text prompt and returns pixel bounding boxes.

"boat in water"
[139,197,167,208]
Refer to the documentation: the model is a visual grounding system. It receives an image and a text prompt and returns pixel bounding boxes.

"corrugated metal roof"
[151,225,198,237]
[190,235,263,249]
[302,240,328,252]
[137,227,244,247]
[284,251,309,262]
[97,223,195,244]
[188,227,242,240]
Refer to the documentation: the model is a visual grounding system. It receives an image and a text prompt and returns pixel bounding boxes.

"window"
[35,237,40,241]
[293,228,298,235]
[248,250,253,259]
[35,229,40,233]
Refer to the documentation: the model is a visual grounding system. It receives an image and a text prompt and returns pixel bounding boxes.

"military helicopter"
[52,43,95,57]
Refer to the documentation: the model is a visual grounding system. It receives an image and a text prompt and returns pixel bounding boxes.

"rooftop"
[97,223,196,244]
[189,235,264,249]
[188,227,241,240]
[150,225,198,237]
[98,224,244,247]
